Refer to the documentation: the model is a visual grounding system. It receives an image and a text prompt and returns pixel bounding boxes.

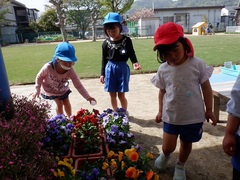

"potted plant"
[106,148,160,180]
[71,108,103,158]
[52,157,76,179]
[74,156,111,180]
[42,114,74,157]
[98,108,136,152]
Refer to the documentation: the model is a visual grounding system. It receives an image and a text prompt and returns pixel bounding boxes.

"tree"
[67,8,92,39]
[61,0,135,41]
[49,0,67,42]
[37,8,60,32]
[68,0,134,41]
[0,0,12,35]
[68,0,102,41]
[129,8,155,22]
[98,0,134,15]
[28,21,41,32]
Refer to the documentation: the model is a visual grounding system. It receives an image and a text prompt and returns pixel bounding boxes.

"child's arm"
[32,64,48,100]
[201,80,217,126]
[155,88,165,123]
[126,37,141,70]
[223,114,240,156]
[70,70,96,104]
[223,75,240,156]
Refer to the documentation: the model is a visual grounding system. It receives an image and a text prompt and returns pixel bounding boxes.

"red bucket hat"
[153,22,194,56]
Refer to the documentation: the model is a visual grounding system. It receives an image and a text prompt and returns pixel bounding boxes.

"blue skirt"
[104,61,130,92]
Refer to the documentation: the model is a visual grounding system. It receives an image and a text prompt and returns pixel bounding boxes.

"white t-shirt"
[226,74,240,135]
[151,57,213,125]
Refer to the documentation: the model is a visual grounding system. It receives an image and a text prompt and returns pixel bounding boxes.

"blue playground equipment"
[0,45,12,117]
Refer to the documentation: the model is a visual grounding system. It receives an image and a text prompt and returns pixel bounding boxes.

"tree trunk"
[91,10,98,42]
[49,0,67,42]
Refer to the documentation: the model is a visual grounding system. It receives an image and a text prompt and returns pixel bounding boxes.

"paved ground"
[10,73,158,117]
[9,67,222,118]
[10,70,233,179]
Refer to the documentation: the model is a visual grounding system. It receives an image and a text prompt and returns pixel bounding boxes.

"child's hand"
[155,112,162,123]
[133,63,141,70]
[32,92,39,100]
[87,97,97,106]
[223,134,236,156]
[100,76,105,84]
[205,111,217,126]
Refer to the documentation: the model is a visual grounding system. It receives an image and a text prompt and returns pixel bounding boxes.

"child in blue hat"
[33,42,96,117]
[100,12,141,113]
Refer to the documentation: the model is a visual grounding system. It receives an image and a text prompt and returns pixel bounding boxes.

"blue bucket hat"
[103,12,122,24]
[52,42,77,62]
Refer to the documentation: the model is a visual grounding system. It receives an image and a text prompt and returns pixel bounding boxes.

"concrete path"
[10,73,158,118]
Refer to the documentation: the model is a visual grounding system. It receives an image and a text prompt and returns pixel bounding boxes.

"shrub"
[0,94,56,179]
[35,34,76,42]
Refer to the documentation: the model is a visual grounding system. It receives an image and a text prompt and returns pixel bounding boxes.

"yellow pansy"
[118,151,123,161]
[146,152,154,159]
[108,150,115,158]
[102,161,109,170]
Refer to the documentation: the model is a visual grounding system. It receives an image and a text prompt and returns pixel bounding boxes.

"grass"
[2,34,240,85]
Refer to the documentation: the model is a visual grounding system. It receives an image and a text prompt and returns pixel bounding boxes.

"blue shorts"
[163,122,203,142]
[232,134,240,172]
[104,61,130,92]
[41,90,72,100]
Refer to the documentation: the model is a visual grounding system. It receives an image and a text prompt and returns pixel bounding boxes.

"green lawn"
[2,34,240,85]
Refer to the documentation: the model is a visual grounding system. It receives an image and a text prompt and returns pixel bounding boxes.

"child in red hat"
[151,22,217,179]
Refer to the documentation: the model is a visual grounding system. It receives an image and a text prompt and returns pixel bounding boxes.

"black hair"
[155,36,191,63]
[104,22,122,37]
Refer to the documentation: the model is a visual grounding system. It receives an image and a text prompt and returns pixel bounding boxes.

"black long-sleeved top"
[101,35,138,76]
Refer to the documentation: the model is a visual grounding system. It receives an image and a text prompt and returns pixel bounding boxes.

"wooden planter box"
[72,135,104,160]
[74,156,112,179]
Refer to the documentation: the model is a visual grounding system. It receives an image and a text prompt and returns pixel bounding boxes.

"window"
[163,16,174,23]
[176,15,181,22]
[16,9,26,16]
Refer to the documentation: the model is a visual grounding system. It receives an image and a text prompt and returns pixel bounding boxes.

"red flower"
[72,108,99,127]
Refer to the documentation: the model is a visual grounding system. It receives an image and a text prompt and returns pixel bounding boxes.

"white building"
[153,6,225,33]
[1,0,39,45]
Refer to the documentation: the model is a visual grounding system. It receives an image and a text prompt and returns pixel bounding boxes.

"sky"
[17,0,50,13]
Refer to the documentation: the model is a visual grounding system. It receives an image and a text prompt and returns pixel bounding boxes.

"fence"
[0,31,62,46]
[0,30,106,46]
[226,26,240,33]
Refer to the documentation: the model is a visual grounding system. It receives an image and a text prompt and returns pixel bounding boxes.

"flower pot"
[98,124,104,136]
[102,134,110,156]
[74,156,111,179]
[72,135,104,160]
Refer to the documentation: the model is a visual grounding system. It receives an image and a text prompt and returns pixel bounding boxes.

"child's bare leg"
[54,98,64,115]
[109,92,117,111]
[162,132,178,156]
[173,140,190,180]
[118,92,127,110]
[63,98,72,117]
[155,132,177,171]
[178,140,192,164]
